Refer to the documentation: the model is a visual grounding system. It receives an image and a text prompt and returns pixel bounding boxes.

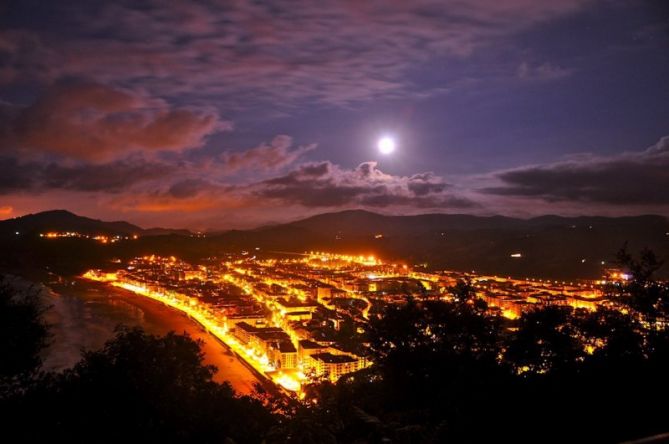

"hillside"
[0,210,143,237]
[0,210,189,238]
[2,209,668,279]
[220,210,669,278]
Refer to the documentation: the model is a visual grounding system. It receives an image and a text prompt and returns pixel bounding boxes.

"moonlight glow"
[378,136,396,155]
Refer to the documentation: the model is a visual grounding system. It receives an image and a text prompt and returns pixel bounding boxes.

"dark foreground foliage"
[0,279,49,380]
[1,327,275,443]
[269,249,669,443]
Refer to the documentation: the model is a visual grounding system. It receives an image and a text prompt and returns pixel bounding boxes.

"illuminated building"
[269,341,298,369]
[298,339,329,361]
[83,249,633,395]
[305,352,361,381]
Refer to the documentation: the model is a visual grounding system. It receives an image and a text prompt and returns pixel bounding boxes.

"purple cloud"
[482,135,669,205]
[219,135,316,173]
[255,160,474,208]
[2,81,228,161]
[0,157,174,194]
[0,132,315,197]
[0,1,592,107]
[516,61,573,81]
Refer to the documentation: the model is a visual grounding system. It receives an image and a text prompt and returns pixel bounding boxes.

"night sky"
[1,0,668,229]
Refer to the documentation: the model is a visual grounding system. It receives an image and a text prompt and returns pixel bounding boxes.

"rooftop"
[299,339,327,350]
[311,352,357,364]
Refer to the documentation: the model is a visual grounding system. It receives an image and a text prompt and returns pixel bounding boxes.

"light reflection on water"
[43,286,153,371]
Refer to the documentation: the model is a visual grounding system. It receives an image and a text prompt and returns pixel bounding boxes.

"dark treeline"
[1,248,668,443]
[282,249,669,443]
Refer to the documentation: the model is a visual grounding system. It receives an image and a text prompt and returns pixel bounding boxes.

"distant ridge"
[2,209,668,279]
[0,210,189,237]
[230,209,669,279]
[279,209,668,237]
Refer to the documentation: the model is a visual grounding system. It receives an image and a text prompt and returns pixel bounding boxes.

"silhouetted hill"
[0,210,190,238]
[0,210,142,237]
[216,210,669,279]
[1,209,668,279]
[288,209,520,234]
[142,227,193,236]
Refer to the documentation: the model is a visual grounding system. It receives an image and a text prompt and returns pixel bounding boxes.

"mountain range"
[2,209,668,279]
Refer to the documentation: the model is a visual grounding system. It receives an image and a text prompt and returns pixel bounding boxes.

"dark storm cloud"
[0,0,591,107]
[255,162,370,206]
[40,161,176,192]
[167,179,217,199]
[407,173,450,196]
[0,132,314,196]
[255,161,475,209]
[483,136,669,205]
[0,157,174,194]
[0,81,228,161]
[0,30,58,84]
[0,157,35,192]
[106,160,455,215]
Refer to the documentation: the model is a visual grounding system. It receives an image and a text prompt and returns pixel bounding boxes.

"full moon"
[378,136,396,154]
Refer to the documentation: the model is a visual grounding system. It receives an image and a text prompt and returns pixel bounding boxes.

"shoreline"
[107,281,278,394]
[42,278,264,396]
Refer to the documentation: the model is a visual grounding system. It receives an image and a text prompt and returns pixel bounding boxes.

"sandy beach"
[42,278,262,396]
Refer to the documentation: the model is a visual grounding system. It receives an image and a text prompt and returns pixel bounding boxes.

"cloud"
[109,194,225,214]
[482,135,669,205]
[167,179,219,199]
[0,30,58,84]
[219,135,316,173]
[516,61,573,81]
[0,157,35,193]
[98,159,475,224]
[407,172,450,196]
[0,156,175,194]
[0,132,314,197]
[0,206,13,216]
[41,160,176,192]
[254,161,475,209]
[2,81,228,161]
[0,0,593,107]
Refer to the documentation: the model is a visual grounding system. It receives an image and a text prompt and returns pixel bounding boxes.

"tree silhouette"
[285,268,669,443]
[505,306,584,375]
[3,326,275,443]
[0,278,49,380]
[615,245,669,321]
[303,281,510,442]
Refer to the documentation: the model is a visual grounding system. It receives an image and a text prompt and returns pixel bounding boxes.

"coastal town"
[83,251,626,395]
